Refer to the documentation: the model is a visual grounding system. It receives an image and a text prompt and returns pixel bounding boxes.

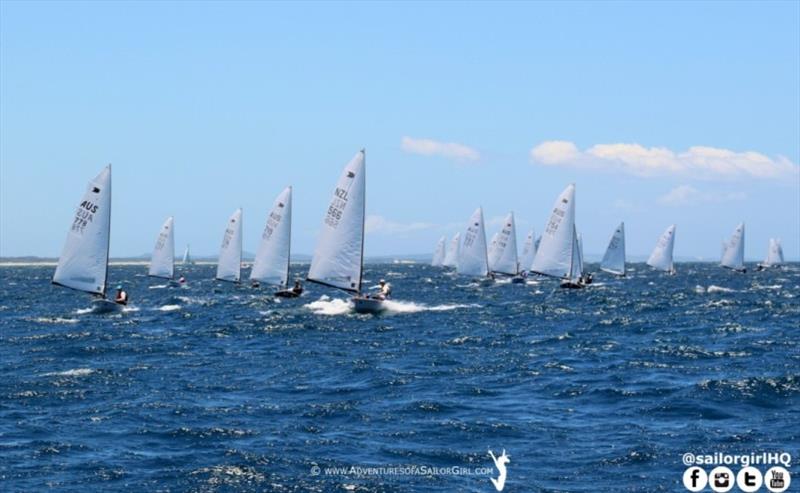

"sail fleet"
[52,158,789,312]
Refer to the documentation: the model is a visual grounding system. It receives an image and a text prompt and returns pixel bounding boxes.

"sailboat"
[148,216,175,283]
[250,187,299,296]
[488,212,521,282]
[457,207,491,284]
[758,238,784,270]
[431,236,447,267]
[720,222,746,273]
[530,184,583,289]
[518,229,537,276]
[600,222,626,277]
[216,209,243,283]
[647,225,676,274]
[52,165,120,313]
[307,150,380,313]
[182,244,194,265]
[443,232,461,268]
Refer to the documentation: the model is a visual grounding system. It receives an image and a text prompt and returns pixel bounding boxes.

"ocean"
[1,262,797,492]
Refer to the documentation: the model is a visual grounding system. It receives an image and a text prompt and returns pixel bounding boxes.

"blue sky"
[1,1,798,260]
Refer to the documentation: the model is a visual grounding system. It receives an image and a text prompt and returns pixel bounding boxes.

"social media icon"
[765,466,791,493]
[736,466,763,493]
[709,466,734,492]
[683,467,708,492]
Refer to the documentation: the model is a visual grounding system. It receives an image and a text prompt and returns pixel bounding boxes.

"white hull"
[353,296,385,314]
[90,299,123,314]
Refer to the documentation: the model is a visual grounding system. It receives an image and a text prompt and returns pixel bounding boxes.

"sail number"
[71,200,98,235]
[325,188,349,228]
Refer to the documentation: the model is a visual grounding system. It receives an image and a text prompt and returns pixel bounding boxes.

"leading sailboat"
[250,187,300,297]
[530,184,583,289]
[52,165,121,313]
[307,150,382,313]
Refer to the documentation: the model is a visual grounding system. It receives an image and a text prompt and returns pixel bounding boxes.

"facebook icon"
[683,467,708,492]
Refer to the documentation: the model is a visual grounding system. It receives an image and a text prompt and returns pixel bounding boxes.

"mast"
[358,149,366,295]
[103,164,112,297]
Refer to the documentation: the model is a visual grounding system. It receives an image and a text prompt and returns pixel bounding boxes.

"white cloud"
[657,185,747,206]
[401,136,480,162]
[365,215,435,235]
[530,140,798,180]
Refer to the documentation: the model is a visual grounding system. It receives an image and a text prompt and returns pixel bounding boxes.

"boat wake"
[304,296,351,316]
[304,295,479,316]
[158,304,182,312]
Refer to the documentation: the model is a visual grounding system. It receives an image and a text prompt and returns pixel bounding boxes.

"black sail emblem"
[347,171,355,178]
[92,187,101,193]
[278,202,284,208]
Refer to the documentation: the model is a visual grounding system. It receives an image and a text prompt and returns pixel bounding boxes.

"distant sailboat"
[518,229,537,275]
[52,165,121,313]
[148,216,175,280]
[216,209,243,283]
[647,225,676,274]
[487,232,500,267]
[489,212,519,278]
[443,233,461,268]
[307,150,381,313]
[182,244,194,265]
[530,184,583,289]
[758,238,784,269]
[251,187,299,296]
[720,222,746,273]
[431,236,447,267]
[457,207,491,282]
[600,222,626,276]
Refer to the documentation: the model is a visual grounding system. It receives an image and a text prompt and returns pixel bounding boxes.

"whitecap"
[42,368,94,377]
[158,304,181,312]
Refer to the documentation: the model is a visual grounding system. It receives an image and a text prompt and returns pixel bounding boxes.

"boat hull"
[275,289,301,298]
[353,296,385,314]
[510,276,526,284]
[559,280,584,290]
[90,299,124,314]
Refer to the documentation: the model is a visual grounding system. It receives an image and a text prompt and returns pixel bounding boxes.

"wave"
[304,296,479,316]
[304,296,352,316]
[30,316,79,324]
[41,368,94,377]
[707,285,736,293]
[158,304,182,312]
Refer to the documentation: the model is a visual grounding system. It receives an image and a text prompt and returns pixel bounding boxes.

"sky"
[1,1,798,260]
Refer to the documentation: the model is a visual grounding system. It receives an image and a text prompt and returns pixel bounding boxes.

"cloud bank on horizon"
[530,140,798,180]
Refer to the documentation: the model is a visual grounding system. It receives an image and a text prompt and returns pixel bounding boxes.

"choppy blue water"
[1,263,798,492]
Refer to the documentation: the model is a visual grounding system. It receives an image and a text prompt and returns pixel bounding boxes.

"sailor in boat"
[290,280,303,296]
[251,280,261,288]
[114,285,129,305]
[373,279,392,300]
[581,272,593,285]
[179,276,186,284]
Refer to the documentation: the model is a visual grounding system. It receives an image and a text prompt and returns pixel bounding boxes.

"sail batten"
[600,222,626,276]
[307,150,366,293]
[647,225,676,272]
[53,165,112,296]
[216,209,243,283]
[251,187,293,287]
[531,184,576,279]
[148,216,175,279]
[457,207,489,277]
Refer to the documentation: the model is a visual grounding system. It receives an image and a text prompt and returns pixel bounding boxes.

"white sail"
[487,232,500,269]
[519,229,536,273]
[568,225,582,282]
[600,222,626,276]
[216,208,243,282]
[647,224,676,272]
[182,245,191,264]
[763,238,783,266]
[431,236,447,267]
[53,165,112,296]
[148,216,175,279]
[443,232,461,267]
[576,231,585,277]
[720,222,745,271]
[250,187,293,287]
[531,184,576,279]
[307,150,366,293]
[457,207,489,277]
[489,212,519,275]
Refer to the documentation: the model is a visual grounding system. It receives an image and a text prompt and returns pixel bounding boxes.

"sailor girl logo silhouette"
[488,448,510,491]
